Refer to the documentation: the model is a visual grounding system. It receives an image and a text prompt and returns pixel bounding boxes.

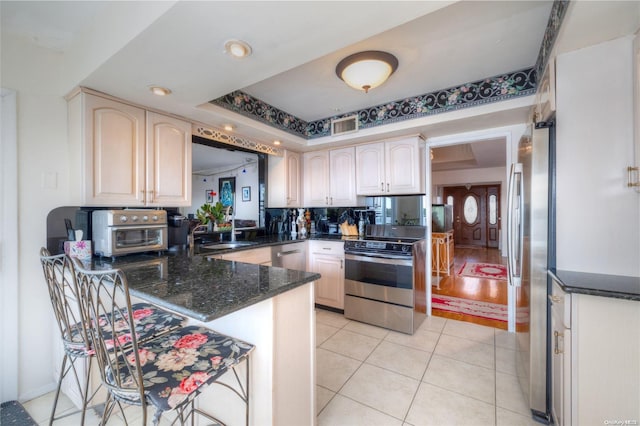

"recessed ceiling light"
[273,140,281,146]
[223,124,235,132]
[224,39,252,58]
[149,86,171,96]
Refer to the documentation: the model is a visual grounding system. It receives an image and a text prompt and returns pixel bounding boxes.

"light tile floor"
[315,309,540,426]
[24,310,538,426]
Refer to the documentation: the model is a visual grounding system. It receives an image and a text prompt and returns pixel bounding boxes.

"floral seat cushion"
[106,325,254,413]
[64,303,185,356]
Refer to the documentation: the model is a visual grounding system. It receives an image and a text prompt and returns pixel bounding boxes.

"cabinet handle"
[322,247,331,250]
[387,183,390,192]
[554,330,564,354]
[627,166,640,187]
[548,295,562,304]
[381,182,384,191]
[326,197,328,205]
[340,259,343,269]
[330,197,333,205]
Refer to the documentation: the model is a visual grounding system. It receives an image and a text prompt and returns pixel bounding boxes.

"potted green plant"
[195,202,226,231]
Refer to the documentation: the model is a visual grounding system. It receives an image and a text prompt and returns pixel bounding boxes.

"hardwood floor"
[432,246,509,330]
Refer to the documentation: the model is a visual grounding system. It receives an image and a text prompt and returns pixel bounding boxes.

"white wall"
[556,35,640,276]
[0,33,76,400]
[190,168,260,222]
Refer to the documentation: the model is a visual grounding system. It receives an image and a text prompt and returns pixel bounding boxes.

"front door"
[443,184,500,248]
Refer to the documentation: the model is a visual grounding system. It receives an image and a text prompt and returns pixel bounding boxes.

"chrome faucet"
[189,224,208,249]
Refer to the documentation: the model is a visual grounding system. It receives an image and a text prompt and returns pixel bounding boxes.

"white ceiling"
[2,1,639,171]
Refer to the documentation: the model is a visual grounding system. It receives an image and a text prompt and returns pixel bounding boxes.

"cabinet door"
[216,247,272,265]
[303,151,329,207]
[310,254,344,309]
[146,112,192,206]
[285,151,301,207]
[329,146,359,206]
[385,138,421,194]
[269,150,301,208]
[355,142,385,195]
[84,94,146,206]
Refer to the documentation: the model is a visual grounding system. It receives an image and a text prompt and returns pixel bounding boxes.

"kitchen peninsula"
[84,251,320,426]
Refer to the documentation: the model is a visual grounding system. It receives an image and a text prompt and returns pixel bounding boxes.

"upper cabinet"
[145,112,192,206]
[631,32,640,191]
[304,146,362,207]
[268,149,301,208]
[356,136,424,195]
[68,91,191,207]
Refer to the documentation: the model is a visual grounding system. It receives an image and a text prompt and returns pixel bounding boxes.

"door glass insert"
[489,194,497,225]
[446,195,453,206]
[463,195,478,224]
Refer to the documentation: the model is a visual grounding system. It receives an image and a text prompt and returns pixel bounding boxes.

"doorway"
[443,184,500,249]
[427,129,520,331]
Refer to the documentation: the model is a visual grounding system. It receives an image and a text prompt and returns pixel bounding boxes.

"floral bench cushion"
[106,325,255,413]
[64,303,185,356]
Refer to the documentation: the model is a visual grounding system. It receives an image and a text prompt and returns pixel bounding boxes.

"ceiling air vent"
[331,115,358,136]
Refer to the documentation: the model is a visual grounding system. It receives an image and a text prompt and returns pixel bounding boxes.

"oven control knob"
[402,245,410,253]
[142,215,149,221]
[152,215,159,221]
[131,215,138,222]
[120,215,128,223]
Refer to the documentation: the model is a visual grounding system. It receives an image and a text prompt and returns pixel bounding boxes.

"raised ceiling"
[2,1,638,154]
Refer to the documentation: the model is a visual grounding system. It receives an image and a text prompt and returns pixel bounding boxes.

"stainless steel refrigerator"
[507,122,554,423]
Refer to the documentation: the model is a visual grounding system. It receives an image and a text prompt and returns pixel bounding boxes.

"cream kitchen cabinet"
[631,32,640,191]
[68,90,191,207]
[207,246,272,266]
[549,272,640,426]
[307,240,344,309]
[303,147,362,207]
[268,149,301,208]
[355,136,424,195]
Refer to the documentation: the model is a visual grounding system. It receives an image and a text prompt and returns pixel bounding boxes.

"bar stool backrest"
[72,261,147,406]
[39,248,91,356]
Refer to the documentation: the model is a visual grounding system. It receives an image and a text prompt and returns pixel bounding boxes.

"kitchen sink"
[200,241,258,250]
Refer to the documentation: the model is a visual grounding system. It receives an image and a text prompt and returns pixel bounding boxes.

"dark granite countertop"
[548,269,640,302]
[85,252,320,322]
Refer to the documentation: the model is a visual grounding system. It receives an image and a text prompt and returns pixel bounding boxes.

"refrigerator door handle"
[507,163,523,286]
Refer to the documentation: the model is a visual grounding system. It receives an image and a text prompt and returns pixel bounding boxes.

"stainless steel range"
[343,225,426,334]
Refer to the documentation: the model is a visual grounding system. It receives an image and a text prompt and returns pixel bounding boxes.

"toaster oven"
[92,209,168,257]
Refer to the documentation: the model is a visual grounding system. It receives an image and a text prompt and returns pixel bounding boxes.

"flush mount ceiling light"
[273,140,281,146]
[149,86,171,96]
[224,39,252,58]
[335,50,398,93]
[223,124,235,132]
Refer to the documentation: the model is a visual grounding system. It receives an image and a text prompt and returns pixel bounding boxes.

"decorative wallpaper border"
[535,0,570,80]
[306,68,535,138]
[209,0,567,140]
[211,67,536,140]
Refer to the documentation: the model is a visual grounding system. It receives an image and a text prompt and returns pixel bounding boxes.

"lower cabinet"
[207,247,272,266]
[549,277,640,426]
[308,241,344,309]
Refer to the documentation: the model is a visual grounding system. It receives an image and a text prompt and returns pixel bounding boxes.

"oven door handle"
[345,253,413,265]
[109,224,167,231]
